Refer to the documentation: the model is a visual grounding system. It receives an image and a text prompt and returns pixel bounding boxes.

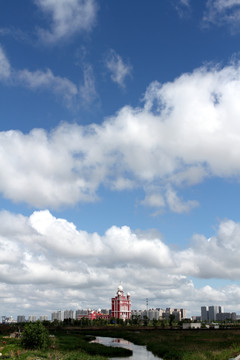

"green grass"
[82,327,240,360]
[0,330,131,359]
[56,332,132,357]
[0,339,106,360]
[2,327,240,359]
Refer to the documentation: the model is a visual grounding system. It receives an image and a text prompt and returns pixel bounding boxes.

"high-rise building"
[76,309,88,320]
[17,315,26,323]
[201,305,224,322]
[180,309,187,319]
[209,306,219,321]
[63,310,74,320]
[201,306,209,321]
[28,315,37,322]
[141,309,160,320]
[2,316,14,324]
[111,284,131,321]
[51,310,63,321]
[172,309,181,321]
[163,308,186,320]
[216,312,236,321]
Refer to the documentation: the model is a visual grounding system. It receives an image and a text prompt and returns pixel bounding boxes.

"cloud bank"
[1,60,240,210]
[1,209,240,316]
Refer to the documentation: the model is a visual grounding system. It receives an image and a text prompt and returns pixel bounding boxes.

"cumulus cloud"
[105,49,132,88]
[1,60,240,209]
[35,0,97,43]
[1,210,240,316]
[177,219,240,279]
[203,0,240,30]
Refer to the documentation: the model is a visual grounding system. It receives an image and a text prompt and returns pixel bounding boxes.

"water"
[91,336,162,360]
[92,335,240,360]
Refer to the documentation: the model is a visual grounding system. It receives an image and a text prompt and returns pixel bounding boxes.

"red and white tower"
[111,284,131,320]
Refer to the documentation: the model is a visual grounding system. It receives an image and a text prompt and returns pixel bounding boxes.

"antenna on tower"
[146,298,148,311]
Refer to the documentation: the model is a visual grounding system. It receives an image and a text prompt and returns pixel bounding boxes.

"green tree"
[169,314,175,328]
[131,315,141,325]
[21,321,50,350]
[143,315,149,326]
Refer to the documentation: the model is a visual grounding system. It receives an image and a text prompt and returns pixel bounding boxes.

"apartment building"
[17,315,26,323]
[28,315,37,322]
[51,310,63,321]
[216,312,236,321]
[201,306,224,321]
[63,310,74,320]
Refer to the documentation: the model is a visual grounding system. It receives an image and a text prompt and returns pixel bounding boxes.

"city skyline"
[3,303,240,324]
[1,1,240,318]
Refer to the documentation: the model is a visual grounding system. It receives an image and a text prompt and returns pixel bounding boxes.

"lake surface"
[91,336,162,360]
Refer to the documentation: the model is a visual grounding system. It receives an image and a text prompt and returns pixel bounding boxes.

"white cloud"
[105,49,132,88]
[0,45,11,80]
[176,219,240,280]
[1,210,240,316]
[35,0,97,43]
[0,43,96,107]
[141,187,198,214]
[203,0,240,29]
[17,68,78,106]
[79,63,97,104]
[1,61,240,209]
[141,193,166,208]
[0,127,99,208]
[173,0,191,17]
[166,187,199,213]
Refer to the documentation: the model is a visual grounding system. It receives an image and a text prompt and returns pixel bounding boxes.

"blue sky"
[1,0,240,319]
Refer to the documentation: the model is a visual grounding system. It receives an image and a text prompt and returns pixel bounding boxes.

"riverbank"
[80,327,240,360]
[1,326,240,359]
[92,336,160,360]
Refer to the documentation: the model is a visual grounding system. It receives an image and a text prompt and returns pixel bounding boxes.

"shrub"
[21,321,50,350]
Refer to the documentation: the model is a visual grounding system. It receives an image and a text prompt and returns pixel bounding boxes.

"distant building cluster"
[132,308,186,321]
[0,285,187,324]
[1,315,49,324]
[2,286,240,325]
[51,284,131,322]
[201,306,237,322]
[51,309,110,321]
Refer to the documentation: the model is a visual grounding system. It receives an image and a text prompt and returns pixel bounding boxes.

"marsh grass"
[2,327,240,359]
[0,331,131,359]
[83,328,240,359]
[56,332,132,357]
